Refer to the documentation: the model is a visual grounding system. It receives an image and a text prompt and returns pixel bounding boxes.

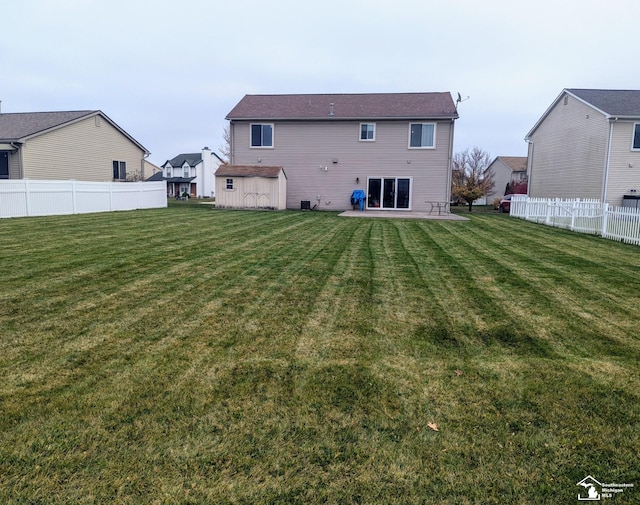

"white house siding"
[230,120,453,211]
[605,121,640,204]
[21,115,145,182]
[528,93,609,200]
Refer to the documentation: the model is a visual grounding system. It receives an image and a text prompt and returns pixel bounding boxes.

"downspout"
[602,117,616,204]
[229,121,234,165]
[446,118,455,210]
[11,142,23,178]
[142,152,150,181]
[525,139,533,195]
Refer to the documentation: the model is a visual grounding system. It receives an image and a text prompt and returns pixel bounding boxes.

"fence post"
[71,180,77,214]
[601,203,609,238]
[24,179,31,217]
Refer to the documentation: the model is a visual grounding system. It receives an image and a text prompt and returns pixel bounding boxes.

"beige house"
[526,89,640,205]
[0,110,149,182]
[225,92,458,212]
[215,165,287,210]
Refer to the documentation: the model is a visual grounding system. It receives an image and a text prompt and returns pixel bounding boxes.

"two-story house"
[225,92,458,212]
[153,147,223,198]
[526,89,640,205]
[485,156,528,202]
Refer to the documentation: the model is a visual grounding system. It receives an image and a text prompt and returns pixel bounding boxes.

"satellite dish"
[457,92,462,103]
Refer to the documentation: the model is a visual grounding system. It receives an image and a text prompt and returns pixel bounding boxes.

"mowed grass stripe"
[1,208,639,504]
[443,215,640,359]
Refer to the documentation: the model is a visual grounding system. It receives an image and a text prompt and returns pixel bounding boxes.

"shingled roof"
[0,110,96,141]
[0,110,149,153]
[215,165,284,178]
[226,92,458,120]
[496,156,527,172]
[567,89,640,117]
[163,153,202,168]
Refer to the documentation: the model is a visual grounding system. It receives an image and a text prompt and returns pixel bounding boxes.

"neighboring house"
[486,156,528,202]
[225,92,458,212]
[525,89,640,204]
[155,147,223,198]
[215,165,287,210]
[0,110,149,181]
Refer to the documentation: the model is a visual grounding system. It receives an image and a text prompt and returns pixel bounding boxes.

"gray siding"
[486,159,512,203]
[605,121,640,204]
[21,115,145,182]
[529,94,608,199]
[230,119,453,211]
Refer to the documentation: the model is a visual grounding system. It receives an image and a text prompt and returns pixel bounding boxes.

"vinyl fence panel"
[0,180,166,219]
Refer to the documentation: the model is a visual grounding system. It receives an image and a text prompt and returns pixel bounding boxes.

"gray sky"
[2,0,638,167]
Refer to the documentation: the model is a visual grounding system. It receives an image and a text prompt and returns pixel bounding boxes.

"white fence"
[510,196,640,246]
[0,180,167,219]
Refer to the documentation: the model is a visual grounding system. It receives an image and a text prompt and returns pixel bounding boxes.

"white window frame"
[183,165,190,178]
[250,123,274,148]
[632,123,640,151]
[359,123,376,142]
[408,122,436,149]
[112,160,126,180]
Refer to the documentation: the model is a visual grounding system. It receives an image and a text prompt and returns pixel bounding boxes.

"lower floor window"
[112,160,126,180]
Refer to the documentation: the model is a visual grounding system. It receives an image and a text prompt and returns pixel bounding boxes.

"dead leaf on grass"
[454,369,463,376]
[427,422,439,431]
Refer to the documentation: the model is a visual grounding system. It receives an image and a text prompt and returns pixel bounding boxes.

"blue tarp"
[351,189,366,211]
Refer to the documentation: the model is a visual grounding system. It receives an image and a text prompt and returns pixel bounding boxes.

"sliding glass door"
[367,177,411,210]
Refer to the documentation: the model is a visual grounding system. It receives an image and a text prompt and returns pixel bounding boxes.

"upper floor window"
[633,123,640,150]
[183,166,190,178]
[165,167,172,178]
[409,123,436,149]
[112,160,126,180]
[251,124,274,148]
[360,123,376,141]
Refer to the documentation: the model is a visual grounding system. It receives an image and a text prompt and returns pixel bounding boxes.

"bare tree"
[219,124,231,163]
[451,147,494,212]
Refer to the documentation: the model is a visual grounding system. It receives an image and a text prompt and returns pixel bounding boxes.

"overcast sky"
[2,0,638,167]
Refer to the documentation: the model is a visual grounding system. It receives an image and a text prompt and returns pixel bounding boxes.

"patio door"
[367,177,411,210]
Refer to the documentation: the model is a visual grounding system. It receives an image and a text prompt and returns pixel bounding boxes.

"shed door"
[0,152,8,179]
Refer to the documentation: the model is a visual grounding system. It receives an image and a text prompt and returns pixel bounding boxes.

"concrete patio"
[339,210,469,221]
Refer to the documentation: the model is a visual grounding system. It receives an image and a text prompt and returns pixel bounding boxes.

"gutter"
[525,139,533,195]
[603,117,617,203]
[446,118,455,206]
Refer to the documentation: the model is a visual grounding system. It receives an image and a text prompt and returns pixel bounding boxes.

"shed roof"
[215,165,284,178]
[226,92,458,120]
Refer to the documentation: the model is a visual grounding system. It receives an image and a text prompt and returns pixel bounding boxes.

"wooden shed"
[215,165,287,210]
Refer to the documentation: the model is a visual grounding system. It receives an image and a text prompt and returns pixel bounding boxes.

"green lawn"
[1,205,638,504]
